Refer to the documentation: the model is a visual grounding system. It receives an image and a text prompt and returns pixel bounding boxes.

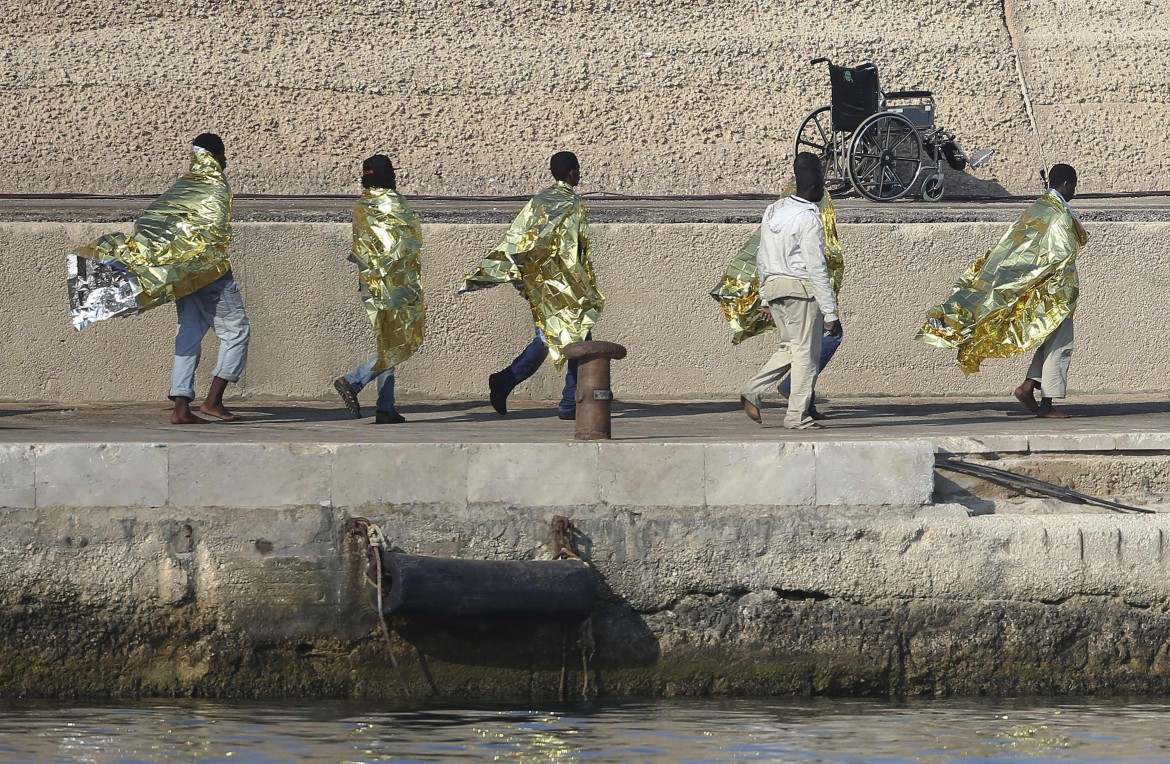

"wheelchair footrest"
[967,149,994,169]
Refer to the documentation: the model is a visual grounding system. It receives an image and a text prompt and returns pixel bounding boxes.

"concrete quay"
[5,397,1170,699]
[7,395,1170,510]
[0,405,938,512]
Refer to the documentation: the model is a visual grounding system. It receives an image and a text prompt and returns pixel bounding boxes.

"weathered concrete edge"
[933,431,1170,454]
[0,440,934,510]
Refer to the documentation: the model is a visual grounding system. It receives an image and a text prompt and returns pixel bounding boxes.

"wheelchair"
[793,58,992,201]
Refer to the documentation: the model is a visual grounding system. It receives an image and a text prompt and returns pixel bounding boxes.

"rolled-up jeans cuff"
[168,388,195,401]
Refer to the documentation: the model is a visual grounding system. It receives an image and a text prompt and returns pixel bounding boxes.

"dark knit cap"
[362,154,396,188]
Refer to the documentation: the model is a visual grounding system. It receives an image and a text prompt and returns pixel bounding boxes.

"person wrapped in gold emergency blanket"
[459,151,604,420]
[332,155,425,425]
[68,140,234,330]
[916,164,1086,418]
[710,179,845,421]
[67,133,250,425]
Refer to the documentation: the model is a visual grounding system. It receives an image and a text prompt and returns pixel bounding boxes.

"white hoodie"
[756,195,838,322]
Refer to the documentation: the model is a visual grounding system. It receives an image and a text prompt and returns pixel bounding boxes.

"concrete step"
[0,439,934,510]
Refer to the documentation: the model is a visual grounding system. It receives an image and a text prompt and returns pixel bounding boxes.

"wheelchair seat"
[828,62,881,133]
[885,89,934,100]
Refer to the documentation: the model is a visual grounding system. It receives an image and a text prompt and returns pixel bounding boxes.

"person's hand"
[825,319,842,336]
[759,304,773,324]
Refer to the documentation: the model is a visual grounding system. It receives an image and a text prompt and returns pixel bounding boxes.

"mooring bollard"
[563,340,627,440]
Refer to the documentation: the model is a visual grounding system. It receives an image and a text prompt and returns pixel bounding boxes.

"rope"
[559,626,569,701]
[414,645,439,697]
[579,617,595,698]
[372,539,412,696]
[1002,0,1050,190]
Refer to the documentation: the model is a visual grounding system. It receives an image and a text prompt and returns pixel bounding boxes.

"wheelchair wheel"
[848,112,922,201]
[793,105,850,194]
[922,172,945,202]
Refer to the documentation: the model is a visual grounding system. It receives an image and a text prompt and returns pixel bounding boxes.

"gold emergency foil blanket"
[68,148,232,330]
[460,181,603,369]
[351,187,425,373]
[916,193,1087,374]
[709,183,843,344]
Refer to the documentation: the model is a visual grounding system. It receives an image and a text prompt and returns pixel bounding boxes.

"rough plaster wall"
[3,0,1049,195]
[1,219,1165,403]
[1007,0,1170,195]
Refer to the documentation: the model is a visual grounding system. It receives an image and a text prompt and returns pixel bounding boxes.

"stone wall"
[1,219,1166,403]
[4,438,1170,698]
[4,1,1163,196]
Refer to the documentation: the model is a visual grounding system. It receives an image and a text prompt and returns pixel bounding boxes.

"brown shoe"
[741,396,762,424]
[333,377,362,419]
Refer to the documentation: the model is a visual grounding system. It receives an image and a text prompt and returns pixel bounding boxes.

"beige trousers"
[1026,316,1074,399]
[741,276,823,429]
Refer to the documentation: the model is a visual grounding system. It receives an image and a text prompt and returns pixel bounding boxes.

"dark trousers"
[499,326,589,412]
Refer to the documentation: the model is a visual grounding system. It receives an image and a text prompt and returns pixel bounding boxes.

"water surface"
[0,697,1167,763]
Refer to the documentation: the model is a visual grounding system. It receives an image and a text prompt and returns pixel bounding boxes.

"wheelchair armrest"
[885,89,933,100]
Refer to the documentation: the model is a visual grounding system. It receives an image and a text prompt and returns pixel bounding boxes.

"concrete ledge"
[470,443,599,506]
[705,443,815,507]
[816,441,934,506]
[599,443,707,507]
[36,443,168,508]
[169,443,332,509]
[0,446,34,509]
[0,439,936,510]
[935,431,1170,455]
[332,443,470,506]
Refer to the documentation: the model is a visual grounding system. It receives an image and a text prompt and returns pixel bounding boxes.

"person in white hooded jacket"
[740,153,843,429]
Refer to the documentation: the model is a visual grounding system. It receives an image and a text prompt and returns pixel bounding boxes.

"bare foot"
[1036,397,1071,419]
[1013,381,1039,414]
[1037,408,1072,419]
[200,403,243,422]
[171,410,211,425]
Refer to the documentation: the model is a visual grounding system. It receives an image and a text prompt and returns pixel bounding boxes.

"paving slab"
[2,395,1169,452]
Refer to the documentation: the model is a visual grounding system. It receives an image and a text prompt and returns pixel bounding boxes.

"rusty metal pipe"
[563,340,627,440]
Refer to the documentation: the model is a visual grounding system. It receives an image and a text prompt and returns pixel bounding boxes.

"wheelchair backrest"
[829,63,881,133]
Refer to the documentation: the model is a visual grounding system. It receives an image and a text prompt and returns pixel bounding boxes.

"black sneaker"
[375,409,406,424]
[488,372,510,416]
[333,377,362,419]
[557,409,576,421]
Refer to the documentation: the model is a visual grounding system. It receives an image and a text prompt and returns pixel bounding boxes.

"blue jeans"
[344,357,396,413]
[500,326,587,412]
[169,275,251,400]
[778,327,843,400]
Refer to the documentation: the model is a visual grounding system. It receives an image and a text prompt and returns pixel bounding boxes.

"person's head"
[192,133,227,170]
[1048,163,1077,201]
[362,154,396,189]
[550,151,580,186]
[793,152,825,203]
